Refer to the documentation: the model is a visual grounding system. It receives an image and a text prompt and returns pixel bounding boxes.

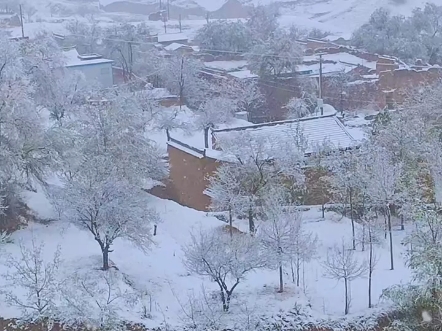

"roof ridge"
[211,113,337,134]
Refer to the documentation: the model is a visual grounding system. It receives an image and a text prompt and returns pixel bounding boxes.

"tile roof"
[211,114,357,155]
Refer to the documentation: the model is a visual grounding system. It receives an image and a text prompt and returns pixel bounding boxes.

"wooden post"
[154,224,157,236]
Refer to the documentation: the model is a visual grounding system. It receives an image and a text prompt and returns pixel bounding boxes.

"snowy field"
[1,190,411,328]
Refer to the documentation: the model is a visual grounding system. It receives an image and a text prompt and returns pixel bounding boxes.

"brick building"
[161,113,357,211]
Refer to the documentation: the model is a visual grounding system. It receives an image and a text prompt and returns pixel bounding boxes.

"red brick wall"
[167,144,219,211]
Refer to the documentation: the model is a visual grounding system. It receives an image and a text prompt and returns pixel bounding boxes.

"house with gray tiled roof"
[159,111,358,211]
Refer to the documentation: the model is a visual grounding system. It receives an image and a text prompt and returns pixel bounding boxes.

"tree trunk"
[401,214,405,231]
[248,206,255,234]
[226,291,233,312]
[387,206,394,270]
[229,206,233,238]
[322,204,325,218]
[102,247,110,270]
[350,191,356,250]
[220,287,228,312]
[290,259,295,283]
[278,264,284,293]
[361,224,365,252]
[344,278,349,315]
[296,257,301,287]
[368,240,373,308]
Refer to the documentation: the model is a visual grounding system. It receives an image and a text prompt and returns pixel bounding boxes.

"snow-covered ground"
[4,0,429,41]
[2,190,411,328]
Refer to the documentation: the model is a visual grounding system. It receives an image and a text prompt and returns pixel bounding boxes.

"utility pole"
[179,14,182,32]
[19,4,25,38]
[163,17,167,33]
[159,0,162,10]
[167,0,170,20]
[318,53,324,115]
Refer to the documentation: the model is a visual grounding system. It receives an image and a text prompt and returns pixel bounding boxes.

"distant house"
[157,33,188,46]
[164,43,194,55]
[63,49,114,88]
[162,113,357,211]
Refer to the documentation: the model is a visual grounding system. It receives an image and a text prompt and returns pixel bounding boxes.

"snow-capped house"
[63,49,114,88]
[162,113,357,211]
[157,33,188,46]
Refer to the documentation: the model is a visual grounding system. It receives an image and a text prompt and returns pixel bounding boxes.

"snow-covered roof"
[297,52,378,76]
[164,42,192,51]
[63,49,113,68]
[204,60,248,72]
[227,70,258,79]
[157,33,188,43]
[212,114,357,155]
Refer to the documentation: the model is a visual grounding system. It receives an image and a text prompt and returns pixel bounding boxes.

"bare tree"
[58,270,137,330]
[183,228,265,311]
[322,240,367,314]
[290,223,318,288]
[258,192,302,292]
[1,237,61,322]
[172,285,225,331]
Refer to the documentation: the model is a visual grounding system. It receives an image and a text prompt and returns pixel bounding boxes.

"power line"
[66,33,307,61]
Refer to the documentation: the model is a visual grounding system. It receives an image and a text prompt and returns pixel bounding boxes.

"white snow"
[63,49,113,67]
[1,196,412,326]
[204,60,248,72]
[164,43,189,51]
[157,33,188,43]
[227,70,259,79]
[213,114,357,154]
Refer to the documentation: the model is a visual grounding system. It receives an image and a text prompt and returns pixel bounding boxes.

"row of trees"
[194,6,328,79]
[352,3,442,64]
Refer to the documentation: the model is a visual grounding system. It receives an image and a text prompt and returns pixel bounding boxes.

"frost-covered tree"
[328,150,361,250]
[215,130,304,233]
[65,19,103,54]
[101,23,153,81]
[323,241,367,315]
[247,30,303,78]
[358,145,402,270]
[285,97,311,119]
[289,218,317,288]
[0,36,53,218]
[195,20,252,54]
[158,55,209,109]
[206,163,244,237]
[246,4,280,42]
[258,192,303,292]
[195,96,237,129]
[52,171,158,270]
[183,228,265,311]
[38,70,92,124]
[1,237,61,322]
[49,94,165,270]
[352,3,442,64]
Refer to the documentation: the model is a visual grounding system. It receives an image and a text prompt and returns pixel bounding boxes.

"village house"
[63,48,114,88]
[158,111,357,211]
[157,32,188,46]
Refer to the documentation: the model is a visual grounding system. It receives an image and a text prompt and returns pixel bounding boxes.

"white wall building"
[63,49,114,88]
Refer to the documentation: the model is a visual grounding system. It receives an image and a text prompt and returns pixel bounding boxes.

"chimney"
[204,123,216,149]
